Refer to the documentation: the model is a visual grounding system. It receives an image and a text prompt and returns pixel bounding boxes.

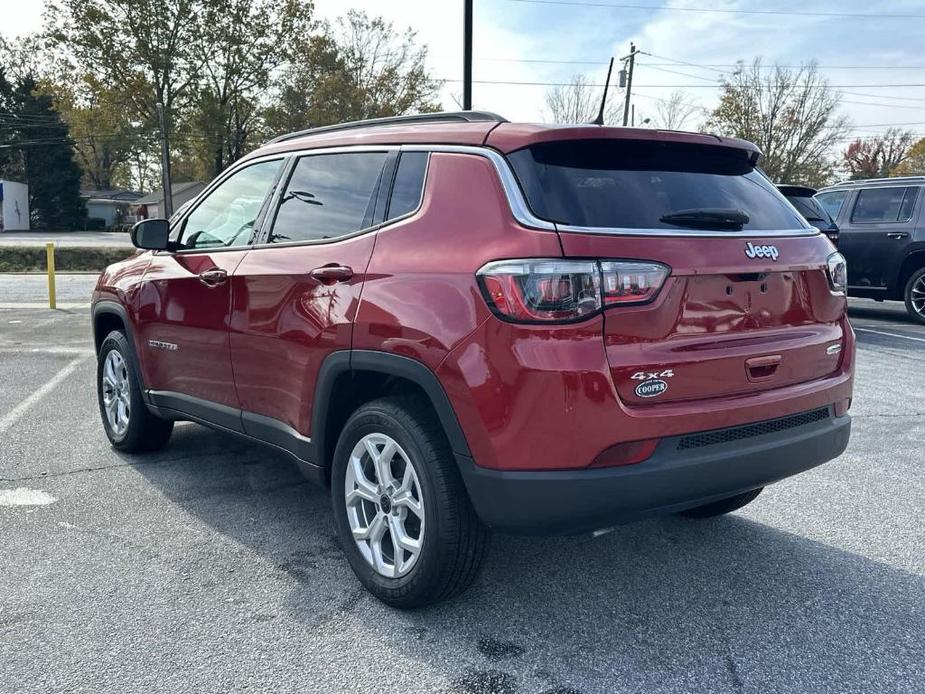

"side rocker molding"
[312,350,474,468]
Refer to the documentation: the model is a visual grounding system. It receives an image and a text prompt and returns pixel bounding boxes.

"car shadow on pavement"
[130,423,924,694]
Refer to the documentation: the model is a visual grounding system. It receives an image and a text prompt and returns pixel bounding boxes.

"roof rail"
[266,111,508,145]
[829,175,925,188]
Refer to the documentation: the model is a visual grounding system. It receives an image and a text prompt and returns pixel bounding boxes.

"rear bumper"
[458,410,851,535]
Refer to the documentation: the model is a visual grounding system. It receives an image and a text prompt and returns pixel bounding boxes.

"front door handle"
[198,268,228,285]
[310,265,354,284]
[887,232,909,239]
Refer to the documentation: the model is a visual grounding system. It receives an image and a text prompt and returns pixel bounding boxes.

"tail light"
[826,252,847,294]
[477,259,669,323]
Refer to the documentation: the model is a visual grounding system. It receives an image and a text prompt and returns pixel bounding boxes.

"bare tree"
[704,59,849,186]
[544,74,622,125]
[843,128,918,179]
[652,90,701,131]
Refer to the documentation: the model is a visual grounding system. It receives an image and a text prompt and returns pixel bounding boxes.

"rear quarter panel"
[353,151,562,370]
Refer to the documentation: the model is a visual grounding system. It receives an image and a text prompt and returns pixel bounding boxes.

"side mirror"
[131,218,170,251]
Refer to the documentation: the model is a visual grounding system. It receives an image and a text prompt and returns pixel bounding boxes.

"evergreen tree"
[10,77,86,229]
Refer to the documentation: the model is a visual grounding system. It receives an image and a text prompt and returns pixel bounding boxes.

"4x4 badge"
[745,241,779,261]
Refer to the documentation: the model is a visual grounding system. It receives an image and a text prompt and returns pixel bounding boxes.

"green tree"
[262,11,441,139]
[704,60,849,186]
[187,0,314,178]
[46,74,147,190]
[48,0,202,184]
[1,75,86,228]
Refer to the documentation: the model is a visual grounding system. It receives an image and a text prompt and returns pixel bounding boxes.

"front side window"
[180,160,282,250]
[815,190,848,220]
[851,187,918,223]
[508,139,805,231]
[269,152,388,243]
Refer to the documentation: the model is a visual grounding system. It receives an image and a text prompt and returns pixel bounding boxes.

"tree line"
[0,0,440,228]
[547,58,925,188]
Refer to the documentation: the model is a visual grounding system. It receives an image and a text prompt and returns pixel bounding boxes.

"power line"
[506,0,925,19]
[479,58,925,70]
[442,78,925,88]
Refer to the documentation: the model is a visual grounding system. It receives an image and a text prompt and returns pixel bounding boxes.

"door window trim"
[255,148,398,248]
[248,146,430,250]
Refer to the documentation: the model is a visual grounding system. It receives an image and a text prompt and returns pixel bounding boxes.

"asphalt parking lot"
[0,284,922,693]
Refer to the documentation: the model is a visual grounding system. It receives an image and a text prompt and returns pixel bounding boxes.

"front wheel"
[97,330,173,452]
[331,397,489,609]
[903,266,925,325]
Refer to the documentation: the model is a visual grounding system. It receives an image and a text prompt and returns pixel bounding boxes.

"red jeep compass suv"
[92,112,854,608]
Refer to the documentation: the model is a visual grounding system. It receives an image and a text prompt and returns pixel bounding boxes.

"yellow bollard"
[46,242,56,310]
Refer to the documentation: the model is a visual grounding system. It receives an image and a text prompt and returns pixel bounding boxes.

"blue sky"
[3,0,924,142]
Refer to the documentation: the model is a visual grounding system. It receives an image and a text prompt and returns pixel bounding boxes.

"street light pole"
[463,0,473,110]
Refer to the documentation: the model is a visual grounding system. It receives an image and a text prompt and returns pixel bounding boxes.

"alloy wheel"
[344,433,424,578]
[911,275,925,318]
[101,350,131,436]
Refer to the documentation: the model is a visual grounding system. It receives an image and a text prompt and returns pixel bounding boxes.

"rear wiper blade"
[659,208,750,230]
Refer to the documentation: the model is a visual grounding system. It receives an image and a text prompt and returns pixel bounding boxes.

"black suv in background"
[778,185,839,243]
[816,177,925,324]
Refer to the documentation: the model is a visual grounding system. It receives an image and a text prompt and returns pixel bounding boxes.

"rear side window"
[269,152,388,243]
[851,187,919,223]
[508,139,805,231]
[386,152,428,221]
[815,190,848,220]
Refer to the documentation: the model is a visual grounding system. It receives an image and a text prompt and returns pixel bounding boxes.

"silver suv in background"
[816,176,925,324]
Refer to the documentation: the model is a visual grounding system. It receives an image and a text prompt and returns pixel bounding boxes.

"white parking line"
[854,327,925,344]
[0,347,93,355]
[0,487,56,507]
[0,354,91,435]
[0,303,91,310]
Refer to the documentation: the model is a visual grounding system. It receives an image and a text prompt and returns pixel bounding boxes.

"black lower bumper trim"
[458,411,851,535]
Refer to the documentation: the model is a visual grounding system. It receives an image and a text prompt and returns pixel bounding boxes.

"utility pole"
[463,0,473,110]
[621,42,639,127]
[156,102,173,219]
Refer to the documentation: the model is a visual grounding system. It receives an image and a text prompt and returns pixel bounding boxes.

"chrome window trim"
[554,224,817,238]
[176,142,819,243]
[403,145,817,238]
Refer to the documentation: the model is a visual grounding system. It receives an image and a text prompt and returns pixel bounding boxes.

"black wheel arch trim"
[312,350,473,468]
[91,300,152,405]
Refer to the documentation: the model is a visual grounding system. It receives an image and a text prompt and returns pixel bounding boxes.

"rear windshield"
[786,195,833,224]
[508,139,806,231]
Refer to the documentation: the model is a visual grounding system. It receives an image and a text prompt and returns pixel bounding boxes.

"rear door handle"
[887,232,909,239]
[198,268,228,285]
[310,265,354,283]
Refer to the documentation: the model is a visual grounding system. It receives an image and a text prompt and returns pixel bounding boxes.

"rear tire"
[97,330,173,452]
[331,397,489,609]
[679,487,763,518]
[903,266,925,325]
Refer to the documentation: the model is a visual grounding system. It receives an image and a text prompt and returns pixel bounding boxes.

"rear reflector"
[590,438,659,468]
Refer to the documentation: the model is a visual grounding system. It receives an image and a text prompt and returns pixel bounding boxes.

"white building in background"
[0,180,30,232]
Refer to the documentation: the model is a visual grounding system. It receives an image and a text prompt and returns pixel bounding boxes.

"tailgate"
[559,232,846,405]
